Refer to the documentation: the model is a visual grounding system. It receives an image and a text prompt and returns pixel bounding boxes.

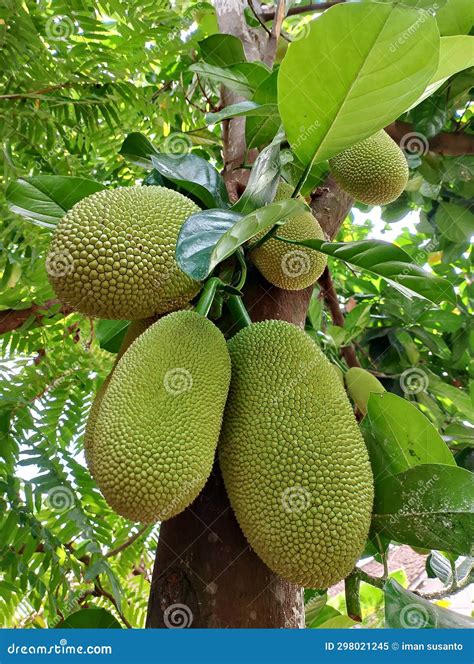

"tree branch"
[0,299,72,334]
[318,267,361,368]
[386,121,474,156]
[261,1,345,21]
[105,526,149,558]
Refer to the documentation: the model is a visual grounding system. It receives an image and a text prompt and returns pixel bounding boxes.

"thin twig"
[106,525,149,558]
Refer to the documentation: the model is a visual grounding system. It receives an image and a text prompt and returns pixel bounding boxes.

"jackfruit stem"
[194,277,221,317]
[226,295,252,331]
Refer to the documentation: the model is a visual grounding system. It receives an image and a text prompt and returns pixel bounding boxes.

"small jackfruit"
[93,310,231,523]
[84,318,155,475]
[329,130,409,205]
[249,183,327,290]
[345,367,385,416]
[219,320,373,588]
[47,186,200,319]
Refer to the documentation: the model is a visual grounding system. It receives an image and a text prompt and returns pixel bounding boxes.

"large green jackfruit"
[219,320,373,588]
[47,186,200,319]
[345,367,385,416]
[93,310,231,523]
[329,130,409,205]
[249,183,327,290]
[84,318,155,475]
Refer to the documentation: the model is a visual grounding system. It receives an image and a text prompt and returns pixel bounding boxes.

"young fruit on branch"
[329,130,409,205]
[345,367,385,416]
[249,182,327,290]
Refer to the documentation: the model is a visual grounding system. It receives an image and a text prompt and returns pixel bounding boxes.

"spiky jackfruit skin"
[219,320,373,588]
[249,183,327,291]
[345,367,385,416]
[93,310,231,523]
[329,130,409,205]
[47,186,200,320]
[84,318,155,475]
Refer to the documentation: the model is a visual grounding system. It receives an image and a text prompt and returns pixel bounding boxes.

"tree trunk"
[146,1,353,629]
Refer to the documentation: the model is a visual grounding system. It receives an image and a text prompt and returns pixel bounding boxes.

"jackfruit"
[329,130,409,205]
[249,183,327,290]
[84,318,155,475]
[93,310,231,523]
[345,367,385,416]
[219,320,373,588]
[47,186,200,320]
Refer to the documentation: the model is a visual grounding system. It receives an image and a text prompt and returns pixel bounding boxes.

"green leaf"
[246,70,280,149]
[435,201,474,243]
[384,579,474,628]
[233,129,284,214]
[189,62,267,99]
[6,176,106,228]
[150,153,229,209]
[94,320,129,353]
[410,36,474,109]
[278,3,439,164]
[119,132,158,168]
[176,199,305,281]
[427,373,474,422]
[361,392,455,481]
[199,34,245,67]
[208,199,307,277]
[205,101,277,124]
[275,238,455,305]
[58,608,122,629]
[436,0,474,36]
[176,209,243,281]
[372,463,474,556]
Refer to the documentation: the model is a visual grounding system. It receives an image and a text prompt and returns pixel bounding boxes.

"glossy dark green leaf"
[208,199,307,276]
[361,392,455,481]
[275,238,456,305]
[199,34,245,67]
[58,608,122,629]
[94,320,129,353]
[384,579,474,628]
[372,464,474,556]
[189,62,270,99]
[176,209,243,281]
[6,176,105,228]
[150,153,229,209]
[119,132,158,168]
[435,201,474,243]
[233,128,285,214]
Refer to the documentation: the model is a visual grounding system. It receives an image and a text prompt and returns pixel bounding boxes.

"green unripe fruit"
[93,311,231,523]
[329,130,409,205]
[249,183,327,291]
[345,367,385,415]
[47,186,200,319]
[219,320,374,588]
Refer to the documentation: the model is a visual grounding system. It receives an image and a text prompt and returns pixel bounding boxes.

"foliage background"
[0,0,472,628]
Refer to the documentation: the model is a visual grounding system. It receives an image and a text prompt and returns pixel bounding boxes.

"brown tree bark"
[146,1,353,629]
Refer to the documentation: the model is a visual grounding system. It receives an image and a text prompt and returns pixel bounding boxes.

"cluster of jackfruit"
[49,184,375,590]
